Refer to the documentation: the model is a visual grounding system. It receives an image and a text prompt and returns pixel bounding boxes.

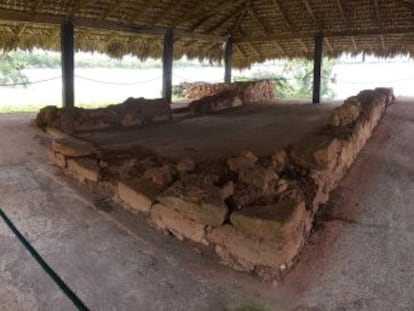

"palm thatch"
[0,0,413,67]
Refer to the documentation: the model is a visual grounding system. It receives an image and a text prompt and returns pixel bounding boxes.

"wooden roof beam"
[301,0,317,24]
[235,27,414,42]
[0,9,226,42]
[269,0,292,27]
[351,36,358,50]
[380,35,386,50]
[324,38,333,53]
[15,0,44,37]
[173,0,245,26]
[70,0,98,15]
[101,0,126,21]
[128,0,158,24]
[205,9,243,34]
[234,43,248,59]
[193,3,245,33]
[296,39,308,53]
[247,7,269,35]
[274,41,287,57]
[335,0,346,21]
[230,6,249,36]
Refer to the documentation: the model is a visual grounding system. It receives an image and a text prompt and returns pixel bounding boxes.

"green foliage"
[234,58,337,99]
[0,53,29,87]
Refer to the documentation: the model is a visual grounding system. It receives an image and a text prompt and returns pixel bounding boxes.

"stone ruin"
[41,87,394,280]
[35,80,276,134]
[186,80,276,114]
[35,97,172,134]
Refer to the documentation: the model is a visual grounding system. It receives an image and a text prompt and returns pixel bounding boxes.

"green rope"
[0,208,90,311]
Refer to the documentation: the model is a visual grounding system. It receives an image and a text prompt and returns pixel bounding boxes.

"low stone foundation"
[43,88,394,280]
[186,80,275,114]
[183,80,276,101]
[35,97,171,134]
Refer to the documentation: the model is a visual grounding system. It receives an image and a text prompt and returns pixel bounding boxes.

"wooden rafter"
[324,37,333,52]
[234,43,248,59]
[296,38,308,52]
[15,0,44,37]
[301,0,316,23]
[0,9,226,42]
[269,0,292,27]
[274,41,287,56]
[173,0,244,26]
[351,36,358,50]
[128,0,158,24]
[373,0,381,27]
[151,0,186,26]
[205,8,244,34]
[235,26,414,42]
[335,0,346,21]
[70,0,98,15]
[101,0,126,21]
[380,35,386,50]
[230,5,249,36]
[247,6,268,35]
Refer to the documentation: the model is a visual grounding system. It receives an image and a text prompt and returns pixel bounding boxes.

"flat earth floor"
[2,98,414,310]
[76,102,337,161]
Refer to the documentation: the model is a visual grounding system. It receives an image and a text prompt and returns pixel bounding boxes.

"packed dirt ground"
[1,97,414,310]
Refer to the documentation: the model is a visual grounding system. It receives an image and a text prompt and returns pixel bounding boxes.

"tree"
[0,52,29,87]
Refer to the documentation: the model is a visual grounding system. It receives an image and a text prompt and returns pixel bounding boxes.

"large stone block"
[117,181,154,214]
[231,196,309,242]
[238,166,278,194]
[47,149,66,168]
[289,136,341,170]
[150,204,207,245]
[52,137,96,157]
[328,97,361,128]
[67,158,100,182]
[157,177,226,226]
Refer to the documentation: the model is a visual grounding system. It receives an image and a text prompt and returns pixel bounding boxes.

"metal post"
[224,37,233,83]
[312,32,323,104]
[61,20,75,108]
[162,28,174,103]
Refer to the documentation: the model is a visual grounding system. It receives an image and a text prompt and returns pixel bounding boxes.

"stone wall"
[35,97,171,134]
[186,80,275,114]
[45,88,394,280]
[185,80,275,100]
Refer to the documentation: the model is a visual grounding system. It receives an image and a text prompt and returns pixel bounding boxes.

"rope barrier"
[0,73,413,88]
[0,207,90,311]
[75,74,161,85]
[0,76,61,87]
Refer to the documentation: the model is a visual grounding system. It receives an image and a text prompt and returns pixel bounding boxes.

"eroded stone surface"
[151,203,207,245]
[43,88,394,280]
[158,176,226,226]
[117,180,154,214]
[67,158,100,182]
[52,137,96,157]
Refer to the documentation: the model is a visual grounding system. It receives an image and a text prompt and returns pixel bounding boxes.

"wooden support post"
[61,20,75,108]
[312,32,323,104]
[224,37,233,83]
[162,28,174,103]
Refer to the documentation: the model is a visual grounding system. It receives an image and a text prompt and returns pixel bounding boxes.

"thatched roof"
[0,0,413,67]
